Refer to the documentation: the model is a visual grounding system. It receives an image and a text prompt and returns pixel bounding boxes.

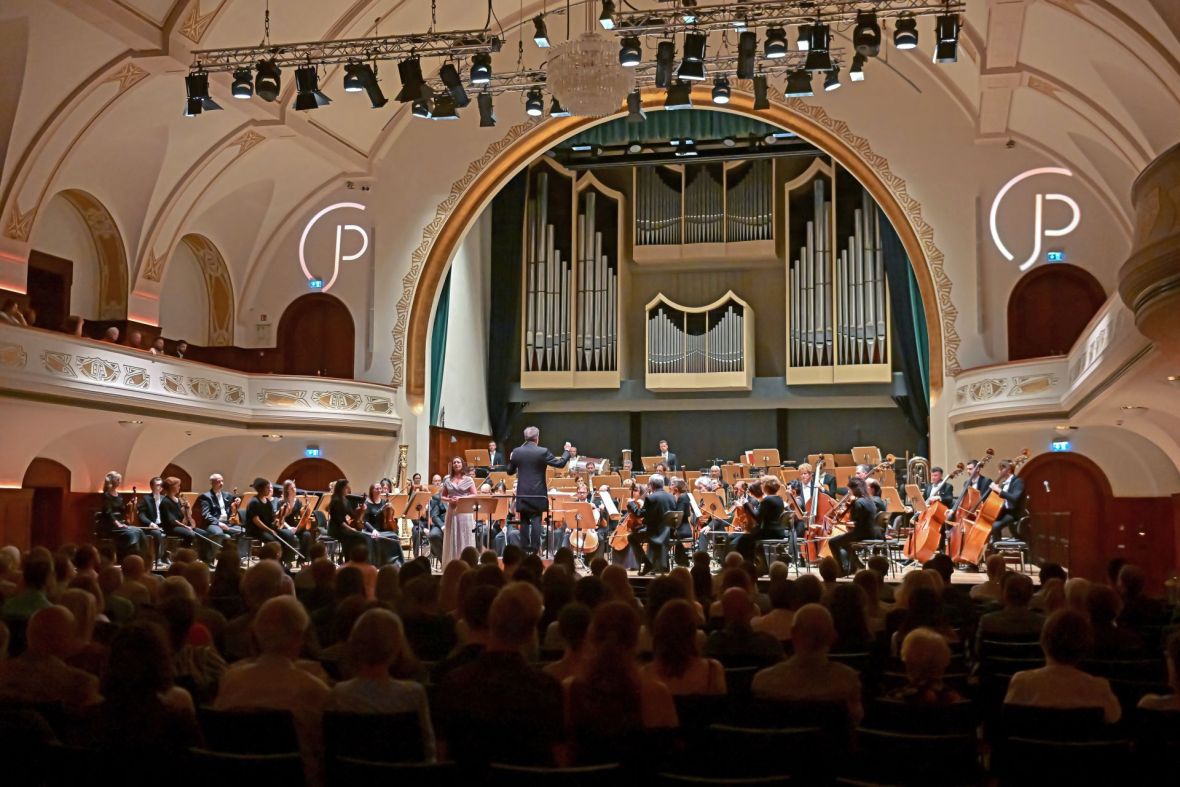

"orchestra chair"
[196,708,299,754]
[332,758,457,783]
[487,762,623,786]
[186,749,305,785]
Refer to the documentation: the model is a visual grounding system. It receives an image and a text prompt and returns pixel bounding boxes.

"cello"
[903,463,964,563]
[954,449,1030,566]
[610,489,644,551]
[818,455,895,560]
[800,460,835,563]
[946,449,995,560]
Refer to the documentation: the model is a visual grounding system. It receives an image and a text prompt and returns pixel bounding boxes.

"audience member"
[1004,609,1120,723]
[1138,630,1180,711]
[867,555,896,602]
[828,583,874,653]
[795,573,824,607]
[704,587,784,668]
[1064,577,1091,615]
[1087,584,1145,657]
[888,627,963,705]
[161,595,226,705]
[545,602,593,682]
[752,577,797,642]
[0,605,99,707]
[399,575,457,661]
[969,555,1008,602]
[1,548,53,620]
[818,557,840,601]
[752,604,864,724]
[975,573,1044,650]
[601,564,640,609]
[223,559,288,661]
[1117,564,1168,629]
[435,584,497,681]
[59,588,107,676]
[1031,563,1067,611]
[645,599,725,696]
[375,564,401,606]
[97,564,134,623]
[852,569,890,634]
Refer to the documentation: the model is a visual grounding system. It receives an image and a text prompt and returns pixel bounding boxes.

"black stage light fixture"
[854,12,881,57]
[549,97,570,117]
[850,53,866,82]
[673,137,697,157]
[678,32,707,81]
[805,23,832,73]
[626,89,646,123]
[737,30,757,78]
[255,59,281,102]
[439,63,470,107]
[627,140,643,154]
[395,57,426,103]
[764,27,787,59]
[677,60,705,82]
[432,93,460,120]
[343,62,364,92]
[477,92,495,126]
[412,97,432,118]
[231,68,253,99]
[345,62,387,108]
[655,41,676,88]
[294,65,330,110]
[470,53,492,85]
[183,70,221,117]
[894,15,919,50]
[599,0,616,30]
[785,69,813,98]
[711,76,730,105]
[525,88,545,116]
[619,36,642,67]
[824,66,842,92]
[934,13,960,63]
[796,24,812,52]
[664,81,693,110]
[533,15,550,48]
[752,75,769,109]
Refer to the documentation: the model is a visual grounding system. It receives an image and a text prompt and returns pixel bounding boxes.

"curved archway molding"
[178,233,235,345]
[396,86,961,411]
[57,189,130,320]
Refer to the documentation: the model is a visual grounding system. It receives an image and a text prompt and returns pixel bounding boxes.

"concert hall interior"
[1,1,1180,783]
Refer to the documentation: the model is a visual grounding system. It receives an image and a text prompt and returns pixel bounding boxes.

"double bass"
[800,461,836,563]
[903,463,965,563]
[817,455,895,560]
[954,449,1030,566]
[946,449,995,560]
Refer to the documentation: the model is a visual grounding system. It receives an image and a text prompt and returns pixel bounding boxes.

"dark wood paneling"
[429,426,491,480]
[1008,264,1105,361]
[275,458,347,493]
[26,250,72,331]
[0,490,34,552]
[160,463,192,493]
[277,293,355,378]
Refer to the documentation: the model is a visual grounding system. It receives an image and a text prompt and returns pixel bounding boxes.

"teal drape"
[429,269,451,426]
[909,268,930,399]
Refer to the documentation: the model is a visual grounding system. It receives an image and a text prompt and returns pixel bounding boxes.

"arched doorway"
[22,458,71,548]
[277,294,354,378]
[161,463,192,492]
[276,458,346,492]
[1008,264,1105,360]
[1020,452,1113,581]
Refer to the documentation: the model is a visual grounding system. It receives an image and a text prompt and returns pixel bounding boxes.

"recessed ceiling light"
[1054,425,1074,432]
[1120,405,1147,411]
[1167,375,1179,383]
[263,434,283,442]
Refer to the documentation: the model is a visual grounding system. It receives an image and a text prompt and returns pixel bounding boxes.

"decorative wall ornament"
[224,384,245,405]
[59,190,129,320]
[364,396,393,414]
[179,234,234,345]
[0,342,27,368]
[142,251,166,283]
[312,391,362,411]
[77,356,119,383]
[1009,374,1059,396]
[4,203,33,242]
[958,378,1008,402]
[123,366,149,388]
[187,377,222,400]
[178,1,228,44]
[42,351,76,377]
[161,373,185,395]
[101,62,150,94]
[259,389,309,408]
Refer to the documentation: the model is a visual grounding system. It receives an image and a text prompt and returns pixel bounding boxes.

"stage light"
[673,138,697,157]
[599,0,615,30]
[477,92,495,126]
[470,53,492,85]
[894,15,919,50]
[796,24,812,52]
[627,140,643,154]
[764,27,787,59]
[626,89,646,123]
[439,63,470,107]
[934,13,960,63]
[678,32,707,81]
[664,81,692,110]
[752,75,769,109]
[854,12,881,57]
[533,15,550,48]
[934,39,958,63]
[655,41,676,87]
[431,93,459,120]
[412,97,433,118]
[680,0,698,24]
[184,70,221,116]
[525,88,544,116]
[785,69,813,98]
[343,62,364,92]
[231,69,253,99]
[395,57,426,103]
[737,31,757,78]
[824,66,841,92]
[255,59,281,102]
[677,60,706,82]
[805,23,832,72]
[619,36,642,67]
[294,65,331,110]
[850,53,866,82]
[711,76,730,104]
[548,97,570,117]
[344,61,387,108]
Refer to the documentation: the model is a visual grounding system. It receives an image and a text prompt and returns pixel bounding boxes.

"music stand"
[597,491,620,521]
[450,495,496,542]
[403,491,433,558]
[905,484,928,513]
[557,503,597,568]
[833,466,857,490]
[752,448,781,468]
[465,449,491,468]
[641,456,664,472]
[487,471,509,488]
[784,491,806,519]
[852,446,882,466]
[880,486,906,514]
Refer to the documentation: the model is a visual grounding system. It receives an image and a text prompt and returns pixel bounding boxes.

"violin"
[228,487,242,525]
[727,495,753,533]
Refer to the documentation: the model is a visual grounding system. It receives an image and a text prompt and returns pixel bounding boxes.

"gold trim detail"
[224,384,245,405]
[312,391,363,411]
[77,356,119,383]
[123,366,149,388]
[187,377,222,400]
[4,202,34,242]
[259,389,309,408]
[42,351,76,378]
[161,373,185,395]
[179,2,223,44]
[143,251,166,283]
[0,342,27,369]
[365,396,393,414]
[101,62,149,94]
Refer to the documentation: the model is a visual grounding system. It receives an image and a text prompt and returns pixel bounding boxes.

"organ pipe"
[636,160,772,247]
[645,292,753,391]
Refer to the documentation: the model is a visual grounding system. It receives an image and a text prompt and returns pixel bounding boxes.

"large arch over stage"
[401,87,959,413]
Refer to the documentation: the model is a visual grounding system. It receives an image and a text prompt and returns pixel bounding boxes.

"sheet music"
[688,493,702,520]
[598,491,619,518]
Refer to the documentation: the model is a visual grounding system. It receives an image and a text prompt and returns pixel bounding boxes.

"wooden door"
[1021,453,1111,581]
[1008,264,1105,361]
[276,294,355,378]
[27,250,73,331]
[276,458,346,492]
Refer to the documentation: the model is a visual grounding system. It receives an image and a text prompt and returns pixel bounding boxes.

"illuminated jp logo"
[298,202,369,292]
[989,167,1081,272]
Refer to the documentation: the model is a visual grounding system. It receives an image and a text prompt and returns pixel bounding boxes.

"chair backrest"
[999,704,1107,741]
[488,762,623,786]
[855,727,979,785]
[187,749,306,783]
[196,707,300,754]
[323,710,424,763]
[741,699,850,737]
[706,724,832,780]
[674,694,732,731]
[723,666,761,699]
[866,697,978,733]
[333,756,457,781]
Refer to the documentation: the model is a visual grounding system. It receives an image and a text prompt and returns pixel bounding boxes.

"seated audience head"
[867,554,891,580]
[553,547,576,576]
[26,605,77,658]
[120,553,146,581]
[768,577,798,611]
[102,623,173,701]
[1086,584,1123,627]
[67,575,105,610]
[259,542,282,562]
[923,553,955,587]
[985,554,1007,582]
[180,561,211,599]
[558,602,593,655]
[768,561,790,582]
[900,627,952,685]
[489,582,544,650]
[348,607,411,671]
[479,549,500,567]
[601,564,636,606]
[573,575,606,609]
[347,544,369,565]
[501,544,525,574]
[792,604,836,656]
[1064,577,1091,613]
[73,545,99,574]
[1116,564,1147,600]
[159,595,196,651]
[896,569,940,609]
[23,549,53,592]
[241,559,286,611]
[332,596,378,646]
[646,575,687,625]
[852,570,881,607]
[668,566,697,604]
[795,574,823,606]
[723,551,744,572]
[253,595,310,658]
[400,575,441,617]
[397,558,429,587]
[653,599,700,676]
[721,586,756,628]
[818,557,840,583]
[587,600,641,659]
[460,584,498,634]
[1041,609,1093,666]
[473,562,506,589]
[1002,572,1034,608]
[335,565,367,601]
[829,584,870,646]
[1040,578,1066,613]
[98,565,123,596]
[160,575,196,603]
[439,560,471,614]
[719,566,754,597]
[57,588,97,645]
[375,564,401,605]
[1039,562,1067,586]
[1106,557,1128,587]
[459,546,479,568]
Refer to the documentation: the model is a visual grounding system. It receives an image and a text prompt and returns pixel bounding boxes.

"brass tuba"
[906,455,931,492]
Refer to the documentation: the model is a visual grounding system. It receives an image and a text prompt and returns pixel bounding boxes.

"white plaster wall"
[31,195,99,319]
[437,208,492,435]
[160,240,208,344]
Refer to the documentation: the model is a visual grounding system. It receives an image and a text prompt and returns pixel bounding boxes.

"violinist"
[134,476,168,560]
[828,477,880,576]
[278,480,322,557]
[362,483,405,566]
[866,478,889,513]
[161,476,217,562]
[693,477,730,555]
[327,478,375,564]
[245,478,298,564]
[197,473,241,541]
[708,465,731,500]
[669,478,697,567]
[98,471,143,557]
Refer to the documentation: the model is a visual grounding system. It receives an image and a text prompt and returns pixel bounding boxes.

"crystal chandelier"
[547,32,634,117]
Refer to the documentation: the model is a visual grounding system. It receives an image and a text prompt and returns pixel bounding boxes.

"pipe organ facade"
[645,291,755,392]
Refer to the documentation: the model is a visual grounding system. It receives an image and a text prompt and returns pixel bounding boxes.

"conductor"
[507,426,572,554]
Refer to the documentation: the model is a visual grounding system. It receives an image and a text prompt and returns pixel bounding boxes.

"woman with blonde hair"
[437,559,470,616]
[669,566,705,624]
[601,564,641,609]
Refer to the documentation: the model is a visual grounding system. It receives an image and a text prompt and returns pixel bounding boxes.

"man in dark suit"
[196,473,240,543]
[947,459,992,520]
[135,475,167,560]
[657,439,678,472]
[426,490,446,561]
[988,459,1026,541]
[507,426,572,554]
[487,440,505,469]
[924,466,956,508]
[633,474,675,575]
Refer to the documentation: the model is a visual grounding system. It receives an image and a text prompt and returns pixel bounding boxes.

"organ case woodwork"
[645,291,754,392]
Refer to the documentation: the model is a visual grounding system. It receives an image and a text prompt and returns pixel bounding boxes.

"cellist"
[828,477,880,576]
[925,467,955,507]
[986,459,1027,542]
